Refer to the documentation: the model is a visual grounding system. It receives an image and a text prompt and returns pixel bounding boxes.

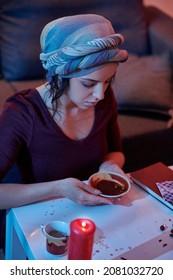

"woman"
[0,14,128,209]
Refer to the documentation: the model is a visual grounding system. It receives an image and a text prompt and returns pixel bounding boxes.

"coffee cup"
[41,220,69,255]
[88,171,131,198]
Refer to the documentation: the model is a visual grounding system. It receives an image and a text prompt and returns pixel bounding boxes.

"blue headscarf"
[40,14,128,78]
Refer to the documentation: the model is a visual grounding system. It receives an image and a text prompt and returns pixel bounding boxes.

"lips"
[85,101,98,107]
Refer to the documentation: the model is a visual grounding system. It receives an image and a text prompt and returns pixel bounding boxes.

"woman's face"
[62,63,118,109]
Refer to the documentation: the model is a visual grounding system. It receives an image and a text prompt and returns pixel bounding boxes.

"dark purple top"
[0,88,122,182]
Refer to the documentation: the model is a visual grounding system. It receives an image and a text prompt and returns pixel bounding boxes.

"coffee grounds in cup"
[95,179,126,195]
[48,230,66,238]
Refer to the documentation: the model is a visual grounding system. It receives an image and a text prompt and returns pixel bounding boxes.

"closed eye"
[82,82,96,88]
[80,73,115,88]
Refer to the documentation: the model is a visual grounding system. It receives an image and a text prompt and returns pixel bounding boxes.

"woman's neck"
[37,83,91,118]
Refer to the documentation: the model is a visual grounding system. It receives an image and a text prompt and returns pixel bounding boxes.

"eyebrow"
[80,73,116,83]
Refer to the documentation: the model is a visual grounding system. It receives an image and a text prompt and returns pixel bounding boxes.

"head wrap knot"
[40,14,128,78]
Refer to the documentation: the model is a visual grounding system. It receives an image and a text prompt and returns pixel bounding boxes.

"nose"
[93,84,105,101]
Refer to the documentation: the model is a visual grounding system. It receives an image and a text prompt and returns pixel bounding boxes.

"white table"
[5,182,173,260]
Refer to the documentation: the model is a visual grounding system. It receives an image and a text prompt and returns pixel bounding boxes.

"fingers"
[77,192,113,206]
[76,181,113,205]
[62,178,114,206]
[79,181,101,195]
[81,198,113,206]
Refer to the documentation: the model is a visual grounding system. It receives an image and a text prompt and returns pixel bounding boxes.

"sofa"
[0,0,173,178]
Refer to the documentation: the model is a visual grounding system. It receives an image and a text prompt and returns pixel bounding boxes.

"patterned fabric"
[156,181,173,203]
[40,14,128,78]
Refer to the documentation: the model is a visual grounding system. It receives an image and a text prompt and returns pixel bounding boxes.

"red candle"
[68,218,96,260]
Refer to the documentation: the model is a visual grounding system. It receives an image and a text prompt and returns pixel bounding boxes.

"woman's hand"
[99,162,126,176]
[99,151,125,175]
[59,178,113,206]
[99,162,132,183]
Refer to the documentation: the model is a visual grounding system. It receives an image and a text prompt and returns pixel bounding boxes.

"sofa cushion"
[0,80,14,111]
[10,79,44,93]
[1,1,53,81]
[118,112,173,172]
[0,0,148,81]
[113,53,173,114]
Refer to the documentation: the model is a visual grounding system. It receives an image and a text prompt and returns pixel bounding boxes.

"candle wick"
[81,221,87,227]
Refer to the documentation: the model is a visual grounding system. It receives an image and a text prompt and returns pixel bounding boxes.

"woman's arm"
[0,178,113,210]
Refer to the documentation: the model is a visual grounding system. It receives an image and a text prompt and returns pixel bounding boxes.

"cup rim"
[88,171,131,198]
[41,220,69,241]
